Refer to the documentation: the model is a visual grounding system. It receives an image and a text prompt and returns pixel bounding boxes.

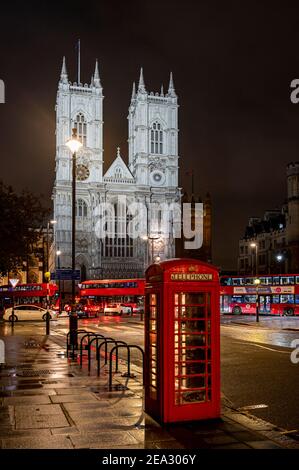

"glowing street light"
[250,242,258,276]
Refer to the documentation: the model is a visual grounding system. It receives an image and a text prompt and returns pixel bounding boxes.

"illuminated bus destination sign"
[170,273,213,281]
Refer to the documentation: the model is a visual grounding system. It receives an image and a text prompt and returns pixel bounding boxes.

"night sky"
[1,0,299,269]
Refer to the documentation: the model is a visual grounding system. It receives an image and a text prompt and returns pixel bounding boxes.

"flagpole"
[78,39,80,84]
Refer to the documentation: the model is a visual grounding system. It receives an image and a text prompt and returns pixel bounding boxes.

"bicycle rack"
[79,332,105,367]
[66,329,88,358]
[108,344,144,391]
[87,334,106,372]
[96,338,126,376]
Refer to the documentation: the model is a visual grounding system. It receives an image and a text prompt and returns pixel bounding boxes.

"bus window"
[273,276,280,285]
[280,276,295,285]
[259,277,272,285]
[296,276,299,285]
[220,278,232,286]
[231,296,243,303]
[280,295,295,303]
[272,295,280,304]
[295,295,299,305]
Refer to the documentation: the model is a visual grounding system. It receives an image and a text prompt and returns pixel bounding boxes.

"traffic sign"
[51,269,81,280]
[9,279,19,288]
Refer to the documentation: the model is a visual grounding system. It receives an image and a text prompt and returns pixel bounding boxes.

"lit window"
[150,121,163,154]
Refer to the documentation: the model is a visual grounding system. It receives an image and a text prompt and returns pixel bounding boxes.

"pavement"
[1,327,298,449]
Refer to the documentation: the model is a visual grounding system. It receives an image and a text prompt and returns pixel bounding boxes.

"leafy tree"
[0,182,49,277]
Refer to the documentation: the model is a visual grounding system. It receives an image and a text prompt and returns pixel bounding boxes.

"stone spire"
[131,81,136,100]
[160,84,164,96]
[60,56,68,84]
[138,67,146,92]
[168,71,176,96]
[94,59,101,88]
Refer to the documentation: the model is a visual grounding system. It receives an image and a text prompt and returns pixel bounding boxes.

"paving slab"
[69,430,139,448]
[50,392,98,403]
[15,404,70,429]
[3,395,51,406]
[1,435,73,449]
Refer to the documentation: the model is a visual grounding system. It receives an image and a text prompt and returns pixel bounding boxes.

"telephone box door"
[164,284,220,422]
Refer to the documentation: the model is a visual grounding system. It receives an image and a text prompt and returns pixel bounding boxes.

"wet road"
[1,314,299,432]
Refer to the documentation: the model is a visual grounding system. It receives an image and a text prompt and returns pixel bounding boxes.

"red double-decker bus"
[79,278,145,317]
[220,274,299,316]
[0,282,59,311]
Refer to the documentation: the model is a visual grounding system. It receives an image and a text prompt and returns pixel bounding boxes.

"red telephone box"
[144,258,220,423]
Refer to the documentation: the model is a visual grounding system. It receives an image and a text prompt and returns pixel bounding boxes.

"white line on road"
[244,342,290,354]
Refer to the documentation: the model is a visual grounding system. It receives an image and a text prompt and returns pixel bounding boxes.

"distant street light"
[276,253,284,275]
[56,249,62,314]
[254,278,261,323]
[46,219,57,277]
[250,243,258,276]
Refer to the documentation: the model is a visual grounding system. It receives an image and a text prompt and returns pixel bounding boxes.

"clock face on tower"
[150,170,165,186]
[76,164,90,181]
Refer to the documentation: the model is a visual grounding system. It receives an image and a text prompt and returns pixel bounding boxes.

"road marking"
[239,404,268,411]
[245,342,290,354]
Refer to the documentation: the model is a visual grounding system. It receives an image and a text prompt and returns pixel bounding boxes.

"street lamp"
[254,278,261,323]
[65,128,82,307]
[56,250,62,314]
[46,219,57,278]
[65,128,83,357]
[250,243,258,276]
[276,254,284,274]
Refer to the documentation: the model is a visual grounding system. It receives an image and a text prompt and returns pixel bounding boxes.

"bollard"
[46,311,50,335]
[69,313,78,358]
[11,303,15,330]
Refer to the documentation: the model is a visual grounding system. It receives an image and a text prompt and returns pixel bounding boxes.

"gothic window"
[74,113,87,146]
[115,167,123,179]
[76,199,88,217]
[150,121,163,154]
[102,202,133,258]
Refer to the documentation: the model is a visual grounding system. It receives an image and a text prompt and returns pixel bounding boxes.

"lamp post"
[254,278,261,323]
[276,254,283,274]
[56,250,62,314]
[66,128,83,357]
[46,220,57,276]
[250,242,258,276]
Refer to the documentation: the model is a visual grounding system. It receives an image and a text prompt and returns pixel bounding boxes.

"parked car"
[103,303,132,316]
[3,305,58,322]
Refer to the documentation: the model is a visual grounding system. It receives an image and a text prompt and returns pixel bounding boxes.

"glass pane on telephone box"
[174,292,212,405]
